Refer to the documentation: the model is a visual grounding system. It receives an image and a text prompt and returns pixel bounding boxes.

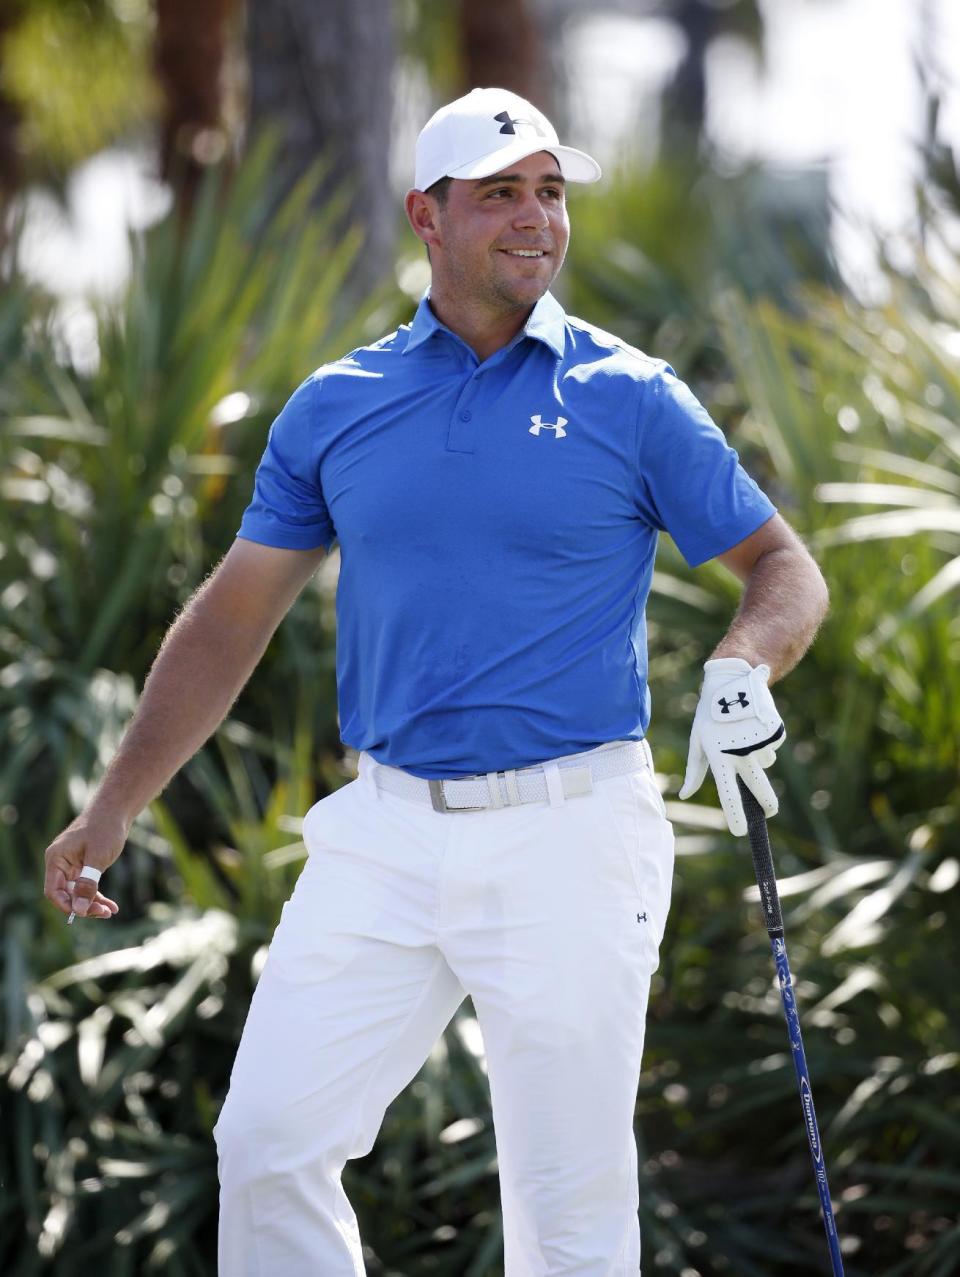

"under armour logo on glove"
[718,692,750,713]
[494,110,545,137]
[679,657,786,836]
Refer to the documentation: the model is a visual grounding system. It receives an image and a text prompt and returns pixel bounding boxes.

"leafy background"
[2,2,959,1275]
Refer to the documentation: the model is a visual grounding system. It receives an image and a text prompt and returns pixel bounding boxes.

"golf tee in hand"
[679,657,786,836]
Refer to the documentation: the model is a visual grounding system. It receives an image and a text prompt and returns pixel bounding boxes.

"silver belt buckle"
[428,778,489,814]
[428,780,450,813]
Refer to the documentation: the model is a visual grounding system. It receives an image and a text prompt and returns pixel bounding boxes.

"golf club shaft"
[738,780,845,1277]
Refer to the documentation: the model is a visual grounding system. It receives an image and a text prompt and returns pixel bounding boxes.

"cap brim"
[446,140,601,185]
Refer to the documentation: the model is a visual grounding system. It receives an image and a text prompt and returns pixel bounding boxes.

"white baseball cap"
[414,87,601,193]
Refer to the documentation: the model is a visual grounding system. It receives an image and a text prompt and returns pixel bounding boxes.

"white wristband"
[78,865,102,885]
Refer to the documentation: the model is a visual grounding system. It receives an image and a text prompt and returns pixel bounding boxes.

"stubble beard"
[448,244,559,322]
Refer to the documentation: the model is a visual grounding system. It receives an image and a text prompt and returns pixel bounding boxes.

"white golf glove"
[679,657,786,836]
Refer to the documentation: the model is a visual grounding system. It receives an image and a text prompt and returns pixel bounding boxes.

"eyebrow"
[473,173,566,188]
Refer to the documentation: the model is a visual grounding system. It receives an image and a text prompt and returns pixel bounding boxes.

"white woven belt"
[373,740,650,813]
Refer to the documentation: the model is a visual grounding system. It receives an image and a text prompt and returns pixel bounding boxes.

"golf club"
[737,778,845,1277]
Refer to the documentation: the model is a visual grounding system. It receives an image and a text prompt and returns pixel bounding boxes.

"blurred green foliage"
[3,0,156,176]
[0,134,393,874]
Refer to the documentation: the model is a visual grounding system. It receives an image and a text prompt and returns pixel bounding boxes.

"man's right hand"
[44,812,126,920]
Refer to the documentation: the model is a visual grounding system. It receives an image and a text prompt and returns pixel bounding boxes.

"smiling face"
[406,150,570,326]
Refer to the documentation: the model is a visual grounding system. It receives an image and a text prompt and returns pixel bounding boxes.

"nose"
[512,188,550,230]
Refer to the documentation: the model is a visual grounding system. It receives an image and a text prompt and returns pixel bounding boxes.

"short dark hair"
[421,177,451,263]
[425,175,452,207]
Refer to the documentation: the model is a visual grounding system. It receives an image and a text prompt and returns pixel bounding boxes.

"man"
[45,88,828,1274]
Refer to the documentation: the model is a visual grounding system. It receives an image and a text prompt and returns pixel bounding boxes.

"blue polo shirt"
[237,291,775,779]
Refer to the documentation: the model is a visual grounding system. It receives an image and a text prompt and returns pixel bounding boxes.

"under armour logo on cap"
[414,87,601,194]
[494,110,546,138]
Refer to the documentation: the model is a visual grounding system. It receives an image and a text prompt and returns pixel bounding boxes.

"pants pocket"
[301,779,359,855]
[597,770,675,950]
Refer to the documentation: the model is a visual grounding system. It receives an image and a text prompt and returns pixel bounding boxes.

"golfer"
[44,88,828,1275]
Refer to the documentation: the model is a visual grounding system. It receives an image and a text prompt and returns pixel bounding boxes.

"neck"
[427,289,534,363]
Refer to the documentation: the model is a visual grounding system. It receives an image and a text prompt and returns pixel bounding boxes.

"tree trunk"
[247,0,396,298]
[457,0,547,112]
[660,0,717,155]
[154,0,238,214]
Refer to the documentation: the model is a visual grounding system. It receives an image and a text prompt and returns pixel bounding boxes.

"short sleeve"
[635,364,776,567]
[237,376,335,550]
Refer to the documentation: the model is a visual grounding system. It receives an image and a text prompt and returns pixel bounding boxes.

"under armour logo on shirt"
[529,414,568,438]
[494,110,546,137]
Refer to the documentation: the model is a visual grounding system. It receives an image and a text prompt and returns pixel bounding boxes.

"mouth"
[498,248,550,259]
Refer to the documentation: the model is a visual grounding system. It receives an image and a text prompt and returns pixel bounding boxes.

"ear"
[405,189,442,251]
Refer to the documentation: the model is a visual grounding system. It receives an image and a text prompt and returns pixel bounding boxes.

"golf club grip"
[739,781,784,936]
[736,779,846,1277]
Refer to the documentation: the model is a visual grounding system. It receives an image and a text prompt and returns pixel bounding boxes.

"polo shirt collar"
[403,289,566,359]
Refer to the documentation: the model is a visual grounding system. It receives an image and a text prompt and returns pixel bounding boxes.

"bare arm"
[44,538,327,918]
[711,513,829,682]
[677,514,829,831]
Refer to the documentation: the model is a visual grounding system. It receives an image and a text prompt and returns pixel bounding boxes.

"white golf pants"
[214,742,675,1276]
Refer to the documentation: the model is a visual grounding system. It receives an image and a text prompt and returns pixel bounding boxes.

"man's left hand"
[679,657,786,836]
